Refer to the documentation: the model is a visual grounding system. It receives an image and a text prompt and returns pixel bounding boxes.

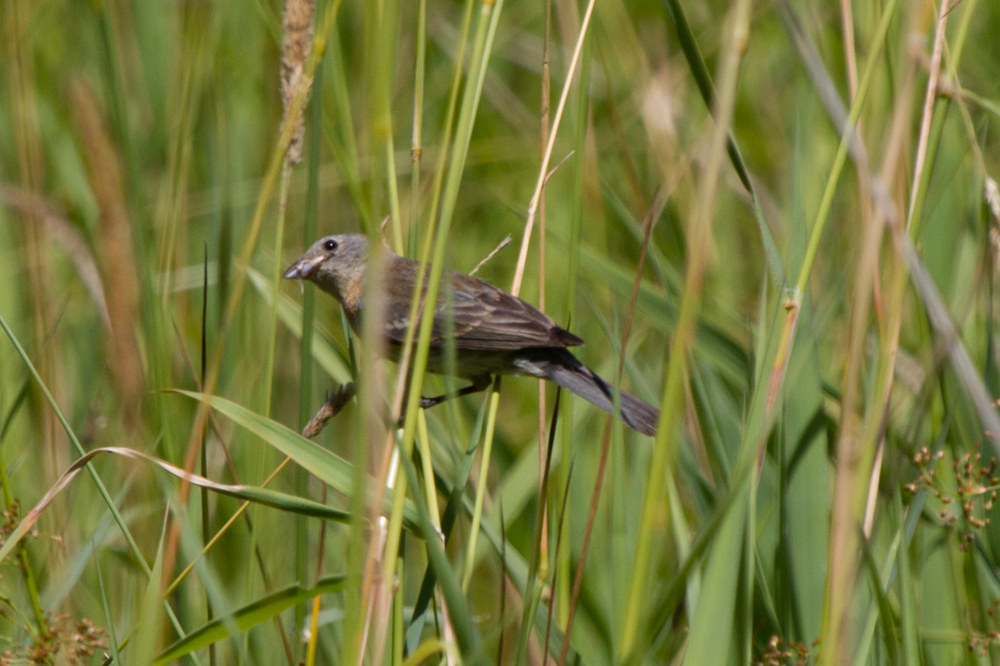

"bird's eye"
[323,239,338,252]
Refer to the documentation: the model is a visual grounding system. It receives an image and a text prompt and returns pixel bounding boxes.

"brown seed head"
[70,81,145,427]
[280,0,317,164]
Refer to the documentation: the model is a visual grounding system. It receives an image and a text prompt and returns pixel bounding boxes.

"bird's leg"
[418,374,492,410]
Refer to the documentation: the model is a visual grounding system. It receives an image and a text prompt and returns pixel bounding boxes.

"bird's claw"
[393,397,438,427]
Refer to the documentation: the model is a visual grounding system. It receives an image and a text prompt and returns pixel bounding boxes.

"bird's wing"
[382,259,582,351]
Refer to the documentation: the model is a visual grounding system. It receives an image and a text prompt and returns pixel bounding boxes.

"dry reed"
[0,186,111,332]
[70,81,145,427]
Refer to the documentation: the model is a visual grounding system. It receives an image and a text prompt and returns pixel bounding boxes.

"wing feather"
[381,256,582,351]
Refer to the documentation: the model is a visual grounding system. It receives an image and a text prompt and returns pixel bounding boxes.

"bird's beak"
[283,255,325,280]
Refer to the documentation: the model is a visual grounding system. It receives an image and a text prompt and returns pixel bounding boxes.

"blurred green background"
[1,0,999,663]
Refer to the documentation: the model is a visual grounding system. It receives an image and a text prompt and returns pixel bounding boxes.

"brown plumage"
[284,234,659,436]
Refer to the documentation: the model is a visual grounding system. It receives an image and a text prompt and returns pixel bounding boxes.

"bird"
[283,234,660,436]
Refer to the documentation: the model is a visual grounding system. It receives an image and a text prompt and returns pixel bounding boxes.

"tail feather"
[542,351,659,437]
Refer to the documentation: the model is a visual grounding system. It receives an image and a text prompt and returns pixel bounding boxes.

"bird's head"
[283,234,370,305]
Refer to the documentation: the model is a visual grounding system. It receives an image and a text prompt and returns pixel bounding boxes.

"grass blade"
[156,576,346,663]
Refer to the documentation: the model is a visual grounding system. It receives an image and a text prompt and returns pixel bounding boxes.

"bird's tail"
[541,349,659,436]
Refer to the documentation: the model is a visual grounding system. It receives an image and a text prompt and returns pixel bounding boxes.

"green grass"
[1,0,1000,663]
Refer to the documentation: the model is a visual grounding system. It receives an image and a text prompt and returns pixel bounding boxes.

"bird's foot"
[418,395,445,410]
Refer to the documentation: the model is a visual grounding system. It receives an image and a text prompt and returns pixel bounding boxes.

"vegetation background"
[1,0,999,663]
